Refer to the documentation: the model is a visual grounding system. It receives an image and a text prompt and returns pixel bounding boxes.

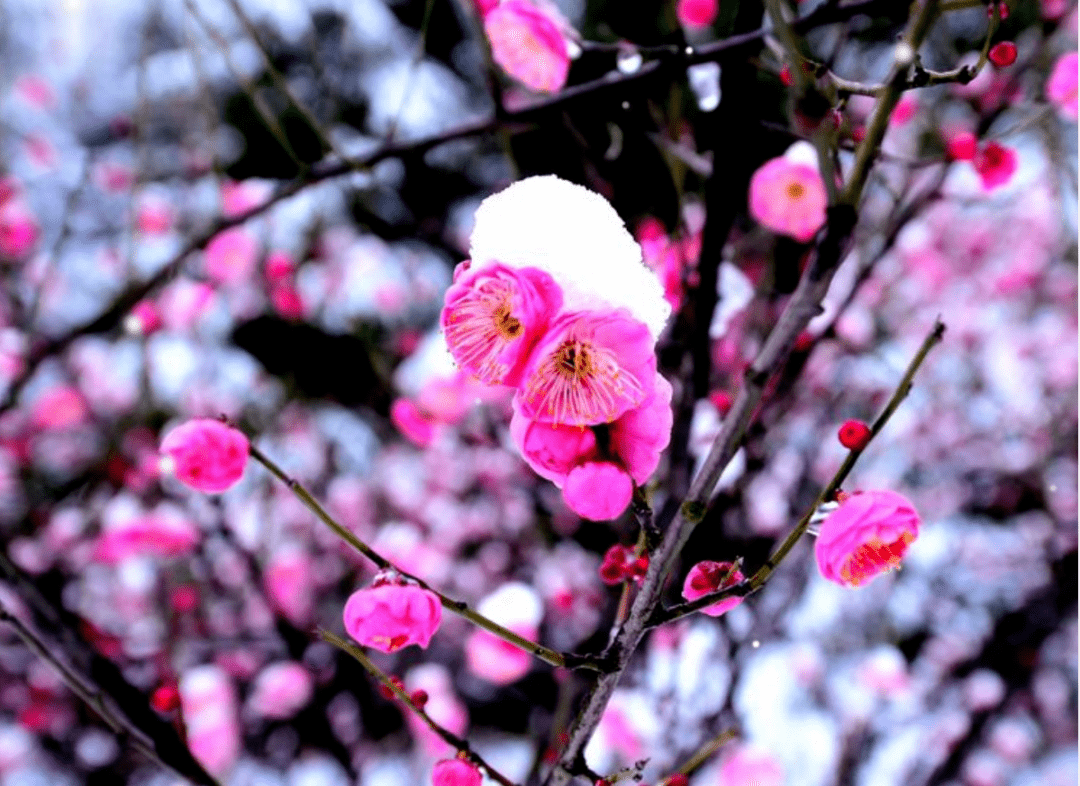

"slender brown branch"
[247,444,605,672]
[0,601,222,786]
[320,630,519,786]
[652,318,946,624]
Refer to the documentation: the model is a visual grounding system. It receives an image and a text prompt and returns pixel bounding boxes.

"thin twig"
[247,445,605,672]
[652,318,946,624]
[0,601,222,786]
[319,629,520,786]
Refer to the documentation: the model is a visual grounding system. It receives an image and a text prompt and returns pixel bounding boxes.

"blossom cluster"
[441,176,673,520]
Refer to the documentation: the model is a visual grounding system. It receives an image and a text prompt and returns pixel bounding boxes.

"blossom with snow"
[442,176,673,521]
[814,490,920,587]
[484,0,572,93]
[159,419,248,493]
[343,575,442,653]
[748,149,827,242]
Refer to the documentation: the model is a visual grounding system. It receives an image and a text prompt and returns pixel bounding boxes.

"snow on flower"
[343,576,442,653]
[179,665,241,777]
[814,490,921,587]
[1046,51,1078,121]
[442,263,562,386]
[749,152,827,242]
[159,418,248,493]
[484,0,571,93]
[681,560,746,616]
[468,176,671,340]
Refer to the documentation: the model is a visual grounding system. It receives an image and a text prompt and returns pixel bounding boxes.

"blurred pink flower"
[442,263,562,387]
[92,508,200,563]
[343,579,442,653]
[749,155,827,242]
[889,93,918,126]
[204,227,259,285]
[680,560,745,616]
[465,628,533,684]
[406,665,469,755]
[0,196,39,260]
[562,461,633,520]
[485,0,571,93]
[221,179,272,218]
[124,300,163,336]
[516,309,655,427]
[717,745,784,786]
[972,141,1018,190]
[13,74,56,110]
[609,372,673,484]
[158,280,216,331]
[29,386,87,431]
[1046,51,1078,121]
[247,662,314,720]
[815,490,920,587]
[179,665,241,777]
[677,0,718,28]
[432,759,482,786]
[265,546,316,625]
[135,196,173,235]
[390,398,439,447]
[269,282,305,320]
[264,250,295,283]
[159,418,248,493]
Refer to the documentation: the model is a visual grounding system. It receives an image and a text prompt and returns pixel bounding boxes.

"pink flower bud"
[681,560,745,616]
[432,758,482,786]
[562,461,634,521]
[485,0,571,93]
[748,156,827,243]
[945,130,978,161]
[159,419,248,493]
[972,141,1018,191]
[837,419,871,450]
[988,41,1017,67]
[814,490,920,587]
[343,582,442,653]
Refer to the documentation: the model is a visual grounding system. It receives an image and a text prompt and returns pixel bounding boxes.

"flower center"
[524,338,643,426]
[444,279,522,384]
[786,181,805,200]
[840,534,912,586]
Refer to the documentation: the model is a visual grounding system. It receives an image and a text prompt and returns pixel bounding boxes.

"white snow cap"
[476,581,544,629]
[469,175,672,341]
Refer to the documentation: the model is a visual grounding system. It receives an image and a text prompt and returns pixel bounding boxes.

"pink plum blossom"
[264,546,316,625]
[431,759,482,786]
[1046,51,1078,121]
[179,665,241,777]
[748,155,827,242]
[204,228,259,285]
[442,263,562,387]
[0,196,39,260]
[92,507,200,563]
[269,282,305,319]
[123,300,163,336]
[516,309,656,427]
[717,745,785,786]
[159,419,248,493]
[509,402,598,486]
[432,759,482,786]
[676,0,718,28]
[29,386,87,431]
[608,373,673,484]
[264,250,295,283]
[465,628,533,684]
[972,141,1018,190]
[680,560,745,616]
[247,662,314,720]
[13,74,56,110]
[221,179,272,218]
[405,664,469,755]
[343,579,442,653]
[485,0,571,93]
[562,461,634,521]
[390,398,439,447]
[158,280,216,331]
[814,490,920,587]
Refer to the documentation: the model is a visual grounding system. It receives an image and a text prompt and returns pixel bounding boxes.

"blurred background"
[0,0,1075,784]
